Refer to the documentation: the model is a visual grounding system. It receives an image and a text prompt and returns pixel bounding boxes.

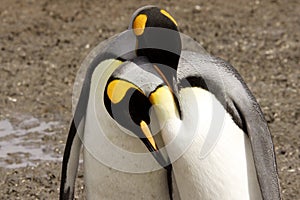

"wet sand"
[0,0,299,199]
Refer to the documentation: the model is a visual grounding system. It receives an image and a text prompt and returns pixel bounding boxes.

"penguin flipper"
[60,118,84,200]
[178,51,281,200]
[59,53,116,200]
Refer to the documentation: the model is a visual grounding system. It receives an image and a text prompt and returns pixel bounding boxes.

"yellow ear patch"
[107,80,141,104]
[133,14,147,36]
[160,9,178,26]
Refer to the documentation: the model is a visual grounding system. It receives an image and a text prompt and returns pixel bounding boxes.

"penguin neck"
[137,49,180,75]
[149,85,182,149]
[136,32,181,86]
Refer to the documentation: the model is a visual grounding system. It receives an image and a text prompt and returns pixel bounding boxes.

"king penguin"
[60,5,281,200]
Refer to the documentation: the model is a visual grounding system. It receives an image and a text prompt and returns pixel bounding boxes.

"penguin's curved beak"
[140,120,158,151]
[139,120,171,168]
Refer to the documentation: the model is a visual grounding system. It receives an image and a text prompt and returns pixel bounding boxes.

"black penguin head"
[103,60,171,168]
[129,6,182,88]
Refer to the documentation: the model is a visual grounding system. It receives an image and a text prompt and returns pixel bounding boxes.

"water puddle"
[0,115,62,168]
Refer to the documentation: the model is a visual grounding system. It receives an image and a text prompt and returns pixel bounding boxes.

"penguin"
[60,5,281,200]
[60,6,177,200]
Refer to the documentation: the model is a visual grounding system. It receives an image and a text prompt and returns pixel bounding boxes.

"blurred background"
[0,0,299,199]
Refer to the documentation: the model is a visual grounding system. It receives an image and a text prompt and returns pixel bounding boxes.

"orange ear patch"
[133,14,147,36]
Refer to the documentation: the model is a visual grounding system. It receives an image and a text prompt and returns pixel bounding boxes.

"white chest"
[161,87,262,200]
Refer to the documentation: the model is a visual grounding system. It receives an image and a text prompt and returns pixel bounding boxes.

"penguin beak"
[139,120,170,168]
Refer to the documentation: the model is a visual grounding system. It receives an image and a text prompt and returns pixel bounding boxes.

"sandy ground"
[0,0,299,199]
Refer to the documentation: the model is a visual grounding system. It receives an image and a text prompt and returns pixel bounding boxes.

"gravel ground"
[0,0,299,199]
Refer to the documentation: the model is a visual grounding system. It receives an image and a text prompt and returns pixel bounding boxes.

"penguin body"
[159,86,261,199]
[60,6,281,200]
[175,51,280,200]
[151,50,279,199]
[59,31,138,199]
[82,59,171,199]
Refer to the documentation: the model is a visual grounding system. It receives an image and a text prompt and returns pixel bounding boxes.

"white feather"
[159,87,262,200]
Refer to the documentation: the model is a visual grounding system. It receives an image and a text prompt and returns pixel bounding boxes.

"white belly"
[161,87,262,200]
[83,110,170,200]
[83,150,169,200]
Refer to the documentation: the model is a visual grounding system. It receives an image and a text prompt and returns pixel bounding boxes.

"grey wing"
[177,51,281,200]
[60,30,137,199]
